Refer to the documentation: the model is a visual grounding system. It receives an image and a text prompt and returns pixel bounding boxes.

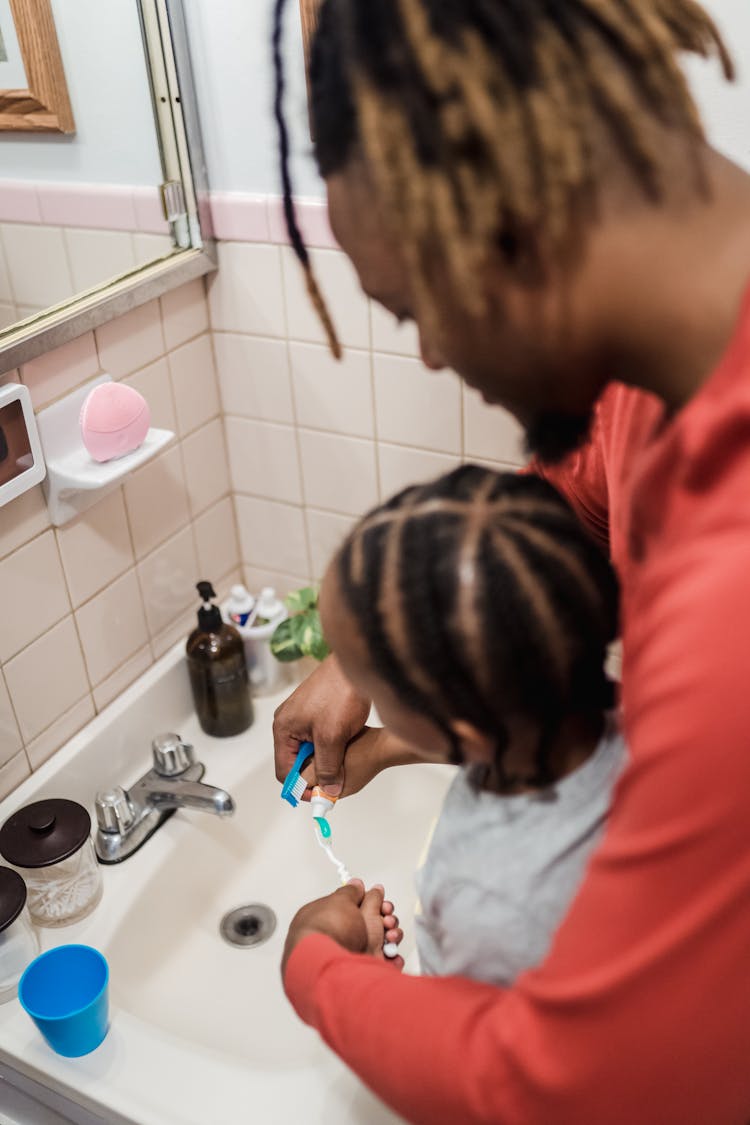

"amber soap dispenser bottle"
[186,581,253,737]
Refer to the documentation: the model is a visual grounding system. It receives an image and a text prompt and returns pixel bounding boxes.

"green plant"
[270,586,330,663]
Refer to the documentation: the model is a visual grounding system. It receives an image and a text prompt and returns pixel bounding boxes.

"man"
[271,2,750,1121]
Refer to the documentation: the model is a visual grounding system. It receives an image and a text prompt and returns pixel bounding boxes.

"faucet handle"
[152,733,195,777]
[96,786,136,835]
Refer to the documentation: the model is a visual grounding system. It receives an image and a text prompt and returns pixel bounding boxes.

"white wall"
[683,0,750,170]
[183,0,318,197]
[185,0,749,198]
[0,1,745,197]
[0,0,162,186]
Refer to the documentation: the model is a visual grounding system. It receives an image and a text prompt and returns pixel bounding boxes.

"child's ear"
[450,719,495,765]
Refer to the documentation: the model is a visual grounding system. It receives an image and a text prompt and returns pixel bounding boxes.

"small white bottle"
[222,584,257,673]
[253,587,285,628]
[225,584,255,627]
[245,588,288,694]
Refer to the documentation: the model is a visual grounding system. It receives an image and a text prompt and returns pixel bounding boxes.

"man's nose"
[420,334,447,371]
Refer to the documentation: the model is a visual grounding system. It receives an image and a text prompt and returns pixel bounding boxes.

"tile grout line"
[279,245,314,584]
[207,315,245,582]
[0,663,26,765]
[51,520,100,705]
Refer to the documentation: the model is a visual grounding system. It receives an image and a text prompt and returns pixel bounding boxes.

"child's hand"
[281,880,404,977]
[361,883,404,962]
[378,891,405,971]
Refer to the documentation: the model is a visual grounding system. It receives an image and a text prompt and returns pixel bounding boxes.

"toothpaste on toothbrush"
[309,795,400,960]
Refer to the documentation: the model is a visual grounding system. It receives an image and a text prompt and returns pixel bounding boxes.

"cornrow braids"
[272,0,732,352]
[335,465,619,787]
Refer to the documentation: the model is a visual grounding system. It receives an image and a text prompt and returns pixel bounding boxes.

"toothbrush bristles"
[291,775,306,801]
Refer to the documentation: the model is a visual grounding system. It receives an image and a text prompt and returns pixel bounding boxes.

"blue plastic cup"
[18,945,109,1057]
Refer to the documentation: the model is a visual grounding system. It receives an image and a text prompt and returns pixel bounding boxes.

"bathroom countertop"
[0,644,450,1125]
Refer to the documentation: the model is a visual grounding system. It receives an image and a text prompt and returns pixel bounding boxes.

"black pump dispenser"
[186,579,253,737]
[196,581,223,632]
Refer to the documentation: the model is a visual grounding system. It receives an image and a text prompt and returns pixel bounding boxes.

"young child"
[318,465,625,986]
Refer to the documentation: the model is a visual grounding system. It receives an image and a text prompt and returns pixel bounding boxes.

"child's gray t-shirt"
[415,726,626,986]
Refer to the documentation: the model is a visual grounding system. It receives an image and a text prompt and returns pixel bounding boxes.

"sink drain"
[220,904,277,948]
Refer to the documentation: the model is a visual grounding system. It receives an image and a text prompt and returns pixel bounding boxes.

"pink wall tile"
[196,191,215,240]
[181,417,230,516]
[208,243,286,336]
[56,489,134,608]
[4,616,89,743]
[225,417,301,505]
[93,646,152,713]
[167,334,219,436]
[194,496,239,583]
[214,334,294,424]
[123,444,189,559]
[267,197,338,250]
[289,342,374,438]
[137,525,198,637]
[133,187,170,235]
[160,278,209,350]
[0,673,22,768]
[243,565,310,599]
[0,487,49,561]
[125,357,178,434]
[297,429,378,516]
[373,354,462,454]
[38,183,138,232]
[209,193,269,242]
[26,695,95,771]
[96,299,165,377]
[463,385,526,465]
[20,330,100,412]
[305,508,357,580]
[0,182,41,224]
[0,531,71,662]
[234,495,309,576]
[75,569,149,685]
[281,247,369,349]
[0,751,31,802]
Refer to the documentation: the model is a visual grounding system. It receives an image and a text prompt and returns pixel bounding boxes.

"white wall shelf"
[37,375,174,526]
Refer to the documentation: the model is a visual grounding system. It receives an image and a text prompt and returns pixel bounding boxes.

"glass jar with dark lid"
[0,800,102,928]
[0,867,38,1002]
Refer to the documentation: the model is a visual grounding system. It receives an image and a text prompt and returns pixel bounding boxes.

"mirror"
[0,0,214,372]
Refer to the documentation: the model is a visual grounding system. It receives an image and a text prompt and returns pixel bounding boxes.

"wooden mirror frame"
[299,0,321,75]
[0,0,215,373]
[0,0,75,133]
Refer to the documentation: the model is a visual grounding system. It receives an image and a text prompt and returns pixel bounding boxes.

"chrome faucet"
[94,733,235,864]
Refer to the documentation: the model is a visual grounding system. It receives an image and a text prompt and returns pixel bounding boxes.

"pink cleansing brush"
[80,383,150,463]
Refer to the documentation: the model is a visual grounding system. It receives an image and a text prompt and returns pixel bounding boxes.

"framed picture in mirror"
[299,0,321,63]
[0,0,74,133]
[299,0,320,125]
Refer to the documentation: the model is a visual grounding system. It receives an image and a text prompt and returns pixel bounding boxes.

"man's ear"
[450,719,495,765]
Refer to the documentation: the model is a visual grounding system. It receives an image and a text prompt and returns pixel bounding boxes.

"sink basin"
[0,645,454,1125]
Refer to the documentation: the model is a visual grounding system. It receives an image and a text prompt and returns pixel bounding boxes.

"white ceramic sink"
[0,645,454,1125]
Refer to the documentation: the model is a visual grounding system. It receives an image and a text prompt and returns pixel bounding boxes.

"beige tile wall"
[0,222,173,327]
[0,278,240,800]
[209,241,527,599]
[0,239,527,803]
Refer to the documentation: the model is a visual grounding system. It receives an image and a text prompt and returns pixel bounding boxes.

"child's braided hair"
[335,465,619,786]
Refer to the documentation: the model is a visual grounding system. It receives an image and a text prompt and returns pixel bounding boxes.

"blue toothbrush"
[281,741,314,807]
